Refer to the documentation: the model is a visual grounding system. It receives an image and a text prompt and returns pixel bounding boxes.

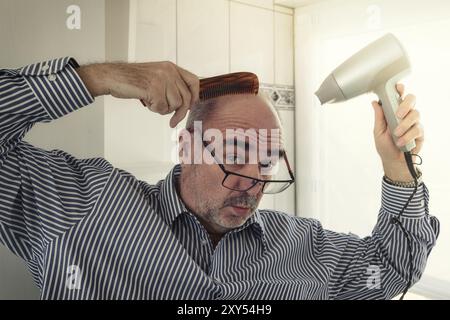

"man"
[0,57,439,299]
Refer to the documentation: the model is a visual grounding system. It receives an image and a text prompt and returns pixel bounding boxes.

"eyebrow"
[223,139,286,158]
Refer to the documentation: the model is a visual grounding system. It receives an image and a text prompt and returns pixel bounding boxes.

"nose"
[245,180,264,196]
[237,164,263,195]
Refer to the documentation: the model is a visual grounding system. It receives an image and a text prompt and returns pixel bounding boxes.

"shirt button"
[201,239,208,246]
[41,64,49,72]
[48,74,57,81]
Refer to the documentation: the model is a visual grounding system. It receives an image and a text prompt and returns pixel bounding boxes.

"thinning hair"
[185,91,282,131]
[185,98,220,131]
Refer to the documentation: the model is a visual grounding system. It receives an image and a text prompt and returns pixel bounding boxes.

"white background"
[294,0,450,298]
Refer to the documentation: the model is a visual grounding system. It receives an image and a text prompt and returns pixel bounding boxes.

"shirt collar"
[158,164,189,226]
[158,164,268,251]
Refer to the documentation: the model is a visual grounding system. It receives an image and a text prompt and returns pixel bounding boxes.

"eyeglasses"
[202,140,295,194]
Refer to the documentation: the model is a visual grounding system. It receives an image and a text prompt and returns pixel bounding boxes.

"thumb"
[372,100,387,134]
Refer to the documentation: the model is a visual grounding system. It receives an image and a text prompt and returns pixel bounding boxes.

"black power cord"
[389,151,422,300]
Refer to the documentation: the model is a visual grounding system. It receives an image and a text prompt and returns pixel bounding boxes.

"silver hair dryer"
[315,33,415,152]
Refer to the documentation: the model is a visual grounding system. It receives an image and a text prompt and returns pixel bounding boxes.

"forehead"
[203,95,283,150]
[222,128,282,149]
[204,94,283,144]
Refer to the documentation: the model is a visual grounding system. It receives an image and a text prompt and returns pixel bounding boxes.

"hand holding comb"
[140,71,259,106]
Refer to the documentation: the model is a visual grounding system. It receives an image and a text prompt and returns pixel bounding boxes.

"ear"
[178,128,193,164]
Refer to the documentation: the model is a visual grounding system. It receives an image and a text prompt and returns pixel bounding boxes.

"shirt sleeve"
[312,179,440,300]
[0,58,112,270]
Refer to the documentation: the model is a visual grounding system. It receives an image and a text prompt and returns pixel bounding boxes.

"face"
[178,94,283,235]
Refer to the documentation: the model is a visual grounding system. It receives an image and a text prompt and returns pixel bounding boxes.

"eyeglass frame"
[201,139,295,194]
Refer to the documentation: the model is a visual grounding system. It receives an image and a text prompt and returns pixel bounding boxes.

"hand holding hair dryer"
[315,33,415,152]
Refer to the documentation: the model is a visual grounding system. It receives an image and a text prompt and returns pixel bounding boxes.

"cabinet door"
[230,1,274,84]
[131,0,177,62]
[275,11,294,86]
[177,0,229,77]
[116,0,178,170]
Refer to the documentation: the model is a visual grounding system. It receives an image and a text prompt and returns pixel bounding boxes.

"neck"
[177,166,198,217]
[208,232,223,248]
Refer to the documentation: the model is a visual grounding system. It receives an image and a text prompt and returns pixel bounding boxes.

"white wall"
[294,0,450,298]
[0,0,106,300]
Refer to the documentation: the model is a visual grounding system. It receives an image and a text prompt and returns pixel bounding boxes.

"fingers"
[391,85,424,150]
[148,67,188,115]
[137,61,198,128]
[411,132,424,155]
[396,83,405,98]
[177,66,200,106]
[394,108,420,137]
[396,93,416,119]
[395,123,424,148]
[170,105,189,128]
[165,81,183,114]
[146,82,169,114]
[176,79,192,111]
[167,80,191,128]
[371,100,387,134]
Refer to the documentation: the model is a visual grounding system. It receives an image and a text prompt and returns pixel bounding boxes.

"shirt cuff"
[20,57,95,120]
[381,178,428,218]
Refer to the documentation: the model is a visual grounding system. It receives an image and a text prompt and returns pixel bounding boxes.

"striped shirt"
[0,57,439,300]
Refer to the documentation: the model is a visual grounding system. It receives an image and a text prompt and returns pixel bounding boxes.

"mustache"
[223,193,258,210]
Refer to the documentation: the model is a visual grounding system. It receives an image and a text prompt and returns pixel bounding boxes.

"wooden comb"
[140,71,259,106]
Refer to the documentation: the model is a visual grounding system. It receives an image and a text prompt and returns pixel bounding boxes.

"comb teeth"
[199,72,259,100]
[140,72,259,106]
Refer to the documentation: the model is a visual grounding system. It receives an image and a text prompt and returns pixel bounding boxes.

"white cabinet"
[234,0,274,10]
[275,12,294,86]
[130,0,177,62]
[177,0,229,77]
[105,0,178,173]
[230,1,274,84]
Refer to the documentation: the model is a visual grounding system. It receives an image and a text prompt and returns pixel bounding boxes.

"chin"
[218,208,254,229]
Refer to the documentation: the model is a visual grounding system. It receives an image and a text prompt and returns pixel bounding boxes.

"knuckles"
[141,61,195,114]
[160,61,177,74]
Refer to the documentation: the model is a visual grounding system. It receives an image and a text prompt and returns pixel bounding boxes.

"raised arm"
[313,179,439,299]
[0,57,199,265]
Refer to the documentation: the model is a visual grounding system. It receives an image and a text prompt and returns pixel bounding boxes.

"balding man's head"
[186,92,282,134]
[177,92,288,241]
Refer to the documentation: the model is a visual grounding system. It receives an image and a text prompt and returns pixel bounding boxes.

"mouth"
[230,206,251,216]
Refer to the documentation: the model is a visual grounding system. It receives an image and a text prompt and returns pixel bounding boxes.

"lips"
[231,206,251,215]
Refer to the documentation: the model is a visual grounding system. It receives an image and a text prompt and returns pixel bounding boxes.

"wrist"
[382,161,417,182]
[75,64,109,97]
[384,168,422,187]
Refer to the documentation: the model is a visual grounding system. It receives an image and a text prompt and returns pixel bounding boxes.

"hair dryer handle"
[374,82,416,153]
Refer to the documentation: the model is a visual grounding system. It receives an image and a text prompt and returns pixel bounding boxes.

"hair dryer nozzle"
[315,74,346,105]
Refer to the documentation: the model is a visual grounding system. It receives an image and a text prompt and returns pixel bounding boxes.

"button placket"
[186,213,213,270]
